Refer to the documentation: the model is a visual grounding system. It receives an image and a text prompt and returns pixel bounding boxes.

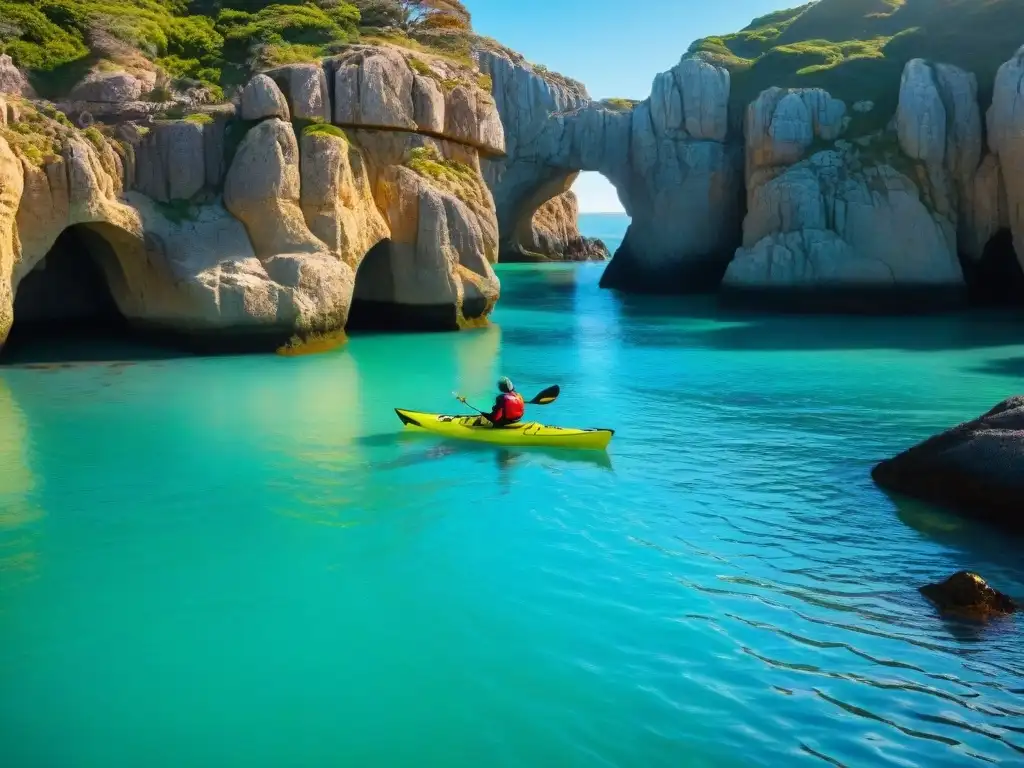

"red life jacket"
[495,391,525,421]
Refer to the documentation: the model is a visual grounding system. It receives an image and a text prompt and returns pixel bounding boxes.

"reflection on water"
[0,379,43,589]
[0,263,1022,767]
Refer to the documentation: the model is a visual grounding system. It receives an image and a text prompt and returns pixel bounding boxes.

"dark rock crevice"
[2,227,133,361]
[347,239,469,332]
[960,229,1024,307]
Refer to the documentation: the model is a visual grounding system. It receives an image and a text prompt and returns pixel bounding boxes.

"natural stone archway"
[476,44,744,292]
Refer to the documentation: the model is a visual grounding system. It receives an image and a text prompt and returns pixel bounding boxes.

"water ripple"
[0,264,1023,766]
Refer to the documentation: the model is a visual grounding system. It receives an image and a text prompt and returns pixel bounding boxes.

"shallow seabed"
[1,261,1023,767]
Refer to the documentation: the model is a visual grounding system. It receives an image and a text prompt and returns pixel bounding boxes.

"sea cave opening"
[963,229,1024,308]
[347,239,406,332]
[0,225,175,365]
[347,234,493,334]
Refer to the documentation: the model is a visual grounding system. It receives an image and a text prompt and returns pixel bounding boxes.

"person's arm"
[487,395,504,423]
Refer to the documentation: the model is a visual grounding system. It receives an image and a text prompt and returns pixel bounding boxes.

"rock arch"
[476,46,744,291]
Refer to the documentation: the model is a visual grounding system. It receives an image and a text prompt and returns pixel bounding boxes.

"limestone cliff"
[721,49,1024,311]
[0,43,503,353]
[476,44,742,290]
[722,77,966,310]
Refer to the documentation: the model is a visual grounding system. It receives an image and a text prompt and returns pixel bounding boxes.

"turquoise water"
[1,216,1024,765]
[579,211,627,253]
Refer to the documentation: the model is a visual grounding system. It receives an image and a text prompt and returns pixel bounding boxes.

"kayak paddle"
[453,384,561,416]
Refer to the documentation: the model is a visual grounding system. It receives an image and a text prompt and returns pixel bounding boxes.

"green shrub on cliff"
[602,97,637,111]
[183,111,213,124]
[690,0,1024,127]
[405,143,482,204]
[0,0,362,98]
[0,99,69,164]
[303,122,347,140]
[0,0,484,99]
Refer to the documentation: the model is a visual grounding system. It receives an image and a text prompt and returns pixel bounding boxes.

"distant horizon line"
[578,210,627,215]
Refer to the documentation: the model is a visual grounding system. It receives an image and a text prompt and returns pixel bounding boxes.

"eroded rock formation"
[476,45,742,288]
[722,77,966,311]
[871,396,1024,533]
[0,44,504,352]
[714,49,1024,310]
[4,24,1024,352]
[504,187,609,262]
[472,37,1024,308]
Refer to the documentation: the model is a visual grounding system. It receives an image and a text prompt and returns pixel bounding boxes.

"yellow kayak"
[395,408,614,450]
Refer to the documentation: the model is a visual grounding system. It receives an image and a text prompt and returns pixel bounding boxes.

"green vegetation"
[409,56,433,76]
[476,73,491,92]
[405,143,481,203]
[0,0,483,100]
[303,122,347,140]
[689,0,1024,128]
[601,97,637,111]
[360,28,473,67]
[0,99,70,164]
[183,111,213,124]
[82,125,105,148]
[406,143,472,181]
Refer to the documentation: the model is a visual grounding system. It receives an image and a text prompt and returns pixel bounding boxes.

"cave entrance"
[963,229,1024,307]
[347,239,467,332]
[0,225,175,365]
[347,236,493,333]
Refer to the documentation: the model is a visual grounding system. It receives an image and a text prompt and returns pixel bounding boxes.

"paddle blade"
[530,385,560,405]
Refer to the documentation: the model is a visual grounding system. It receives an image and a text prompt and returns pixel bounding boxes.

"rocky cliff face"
[722,78,966,310]
[720,49,1024,311]
[476,45,742,289]
[0,43,503,353]
[472,34,1024,310]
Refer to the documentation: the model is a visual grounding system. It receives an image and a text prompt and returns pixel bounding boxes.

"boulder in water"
[871,396,1024,532]
[919,571,1017,621]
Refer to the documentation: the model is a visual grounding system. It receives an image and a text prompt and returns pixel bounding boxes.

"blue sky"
[465,0,787,212]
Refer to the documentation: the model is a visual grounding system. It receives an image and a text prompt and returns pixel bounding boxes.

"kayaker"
[485,377,525,427]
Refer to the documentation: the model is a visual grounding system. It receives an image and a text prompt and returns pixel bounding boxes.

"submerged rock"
[919,571,1017,621]
[871,396,1024,532]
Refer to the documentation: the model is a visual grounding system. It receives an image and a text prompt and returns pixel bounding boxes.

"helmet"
[498,376,514,393]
